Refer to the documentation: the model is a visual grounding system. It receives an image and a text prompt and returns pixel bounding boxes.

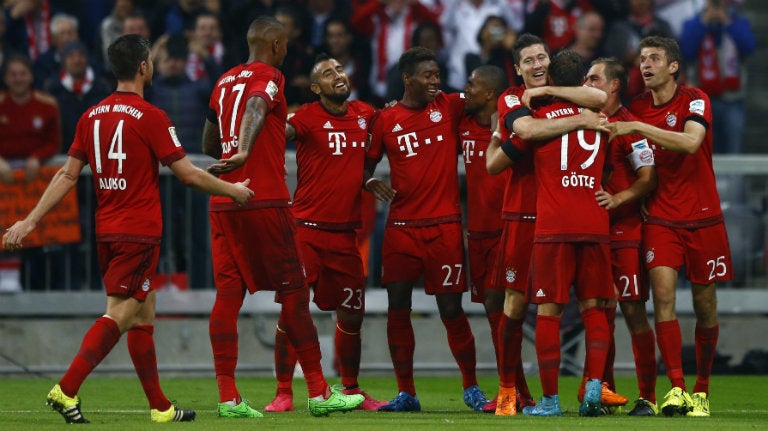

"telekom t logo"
[462,140,476,163]
[397,132,419,157]
[328,131,347,155]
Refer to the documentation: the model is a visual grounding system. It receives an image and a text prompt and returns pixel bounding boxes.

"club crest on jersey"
[505,94,521,108]
[646,249,655,264]
[168,127,182,147]
[505,267,517,283]
[358,117,367,130]
[265,80,279,100]
[689,99,705,116]
[142,278,151,291]
[429,110,442,123]
[665,113,677,127]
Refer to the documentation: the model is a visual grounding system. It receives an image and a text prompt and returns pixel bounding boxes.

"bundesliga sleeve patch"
[265,80,279,100]
[689,99,705,116]
[504,94,521,108]
[168,127,181,147]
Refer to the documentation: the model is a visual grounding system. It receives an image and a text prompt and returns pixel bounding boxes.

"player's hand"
[521,86,548,108]
[580,109,609,133]
[2,219,35,251]
[24,157,40,183]
[230,178,254,206]
[208,152,249,175]
[365,178,396,202]
[604,120,633,140]
[595,189,620,210]
[0,158,14,184]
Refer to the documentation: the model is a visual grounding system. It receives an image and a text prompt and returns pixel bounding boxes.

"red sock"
[655,320,685,390]
[279,287,326,398]
[582,307,609,382]
[442,313,478,389]
[535,315,561,396]
[127,325,170,411]
[59,316,121,396]
[499,315,523,388]
[273,322,296,396]
[336,319,362,388]
[693,324,719,395]
[209,288,244,403]
[631,328,657,402]
[486,310,503,372]
[516,359,532,400]
[387,309,415,395]
[604,306,617,390]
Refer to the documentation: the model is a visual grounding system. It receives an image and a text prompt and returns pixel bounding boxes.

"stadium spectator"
[164,0,209,37]
[440,0,522,94]
[121,12,151,40]
[147,33,214,289]
[567,10,605,66]
[364,46,490,413]
[605,35,732,418]
[584,57,657,416]
[32,13,80,87]
[318,16,372,102]
[603,0,674,101]
[2,33,254,424]
[679,0,756,154]
[275,6,315,110]
[3,0,60,62]
[185,11,227,82]
[43,40,111,149]
[98,0,138,72]
[523,0,594,53]
[306,0,349,50]
[464,15,517,86]
[202,15,365,418]
[350,0,440,103]
[263,54,386,413]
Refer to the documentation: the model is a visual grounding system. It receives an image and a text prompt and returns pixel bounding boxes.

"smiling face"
[311,58,350,104]
[405,59,440,104]
[515,44,550,88]
[639,46,677,90]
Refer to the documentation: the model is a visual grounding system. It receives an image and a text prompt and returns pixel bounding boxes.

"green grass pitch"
[2,375,766,430]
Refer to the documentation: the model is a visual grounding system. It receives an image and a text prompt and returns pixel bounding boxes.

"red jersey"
[0,90,60,160]
[604,107,655,247]
[289,100,376,230]
[208,61,289,211]
[460,114,506,234]
[520,99,608,242]
[366,91,464,225]
[496,86,537,220]
[68,92,185,242]
[630,85,722,227]
[531,0,593,51]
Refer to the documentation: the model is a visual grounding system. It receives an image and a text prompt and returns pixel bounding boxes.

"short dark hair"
[591,57,628,95]
[398,46,436,76]
[2,54,32,77]
[108,34,151,80]
[548,49,585,87]
[512,33,548,66]
[639,35,682,80]
[472,64,509,98]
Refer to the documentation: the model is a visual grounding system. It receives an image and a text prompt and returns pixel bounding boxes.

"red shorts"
[531,242,613,304]
[210,208,306,296]
[490,220,535,299]
[643,222,733,284]
[612,247,649,302]
[381,222,467,295]
[98,241,160,301]
[467,233,501,303]
[296,226,366,314]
